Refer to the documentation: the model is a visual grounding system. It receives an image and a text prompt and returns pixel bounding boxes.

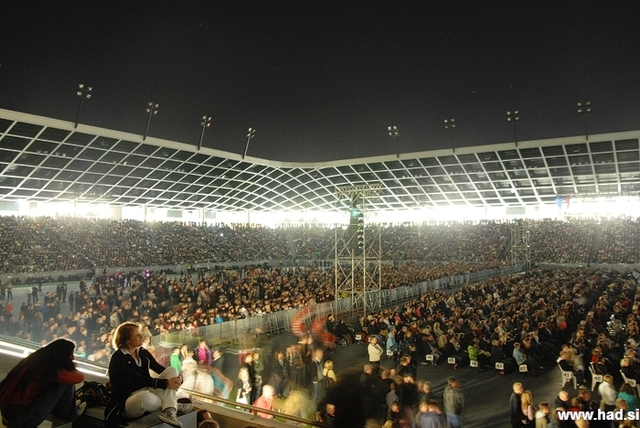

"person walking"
[443,377,465,428]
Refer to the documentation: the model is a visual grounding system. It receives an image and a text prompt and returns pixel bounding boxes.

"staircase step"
[80,406,197,428]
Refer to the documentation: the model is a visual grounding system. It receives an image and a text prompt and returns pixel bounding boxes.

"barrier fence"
[150,264,526,349]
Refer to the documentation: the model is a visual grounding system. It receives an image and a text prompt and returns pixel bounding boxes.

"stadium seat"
[559,364,577,389]
[588,364,603,391]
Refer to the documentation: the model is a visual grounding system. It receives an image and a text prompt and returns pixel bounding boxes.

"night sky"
[1,1,638,162]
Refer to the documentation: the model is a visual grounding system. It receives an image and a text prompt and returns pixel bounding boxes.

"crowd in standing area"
[2,216,640,275]
[0,259,497,367]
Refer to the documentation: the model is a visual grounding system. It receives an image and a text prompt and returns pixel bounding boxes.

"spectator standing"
[368,335,384,374]
[6,283,12,300]
[598,375,617,412]
[310,349,324,407]
[443,377,465,428]
[253,384,275,419]
[3,300,13,323]
[510,382,525,428]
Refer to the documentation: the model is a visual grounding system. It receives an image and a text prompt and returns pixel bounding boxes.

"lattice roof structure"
[0,109,638,212]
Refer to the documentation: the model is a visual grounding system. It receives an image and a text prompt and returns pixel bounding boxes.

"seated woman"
[0,339,85,428]
[468,337,491,370]
[105,322,184,428]
[557,349,586,388]
[620,357,639,383]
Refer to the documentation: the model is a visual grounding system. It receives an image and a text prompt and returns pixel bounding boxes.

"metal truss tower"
[511,219,531,268]
[334,184,382,318]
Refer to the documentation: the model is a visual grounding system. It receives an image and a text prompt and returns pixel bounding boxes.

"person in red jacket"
[0,339,85,427]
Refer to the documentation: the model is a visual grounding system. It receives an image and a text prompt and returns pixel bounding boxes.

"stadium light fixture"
[506,110,519,146]
[444,118,456,151]
[198,115,212,151]
[577,101,592,140]
[74,83,92,129]
[143,102,159,141]
[243,127,256,159]
[388,125,400,158]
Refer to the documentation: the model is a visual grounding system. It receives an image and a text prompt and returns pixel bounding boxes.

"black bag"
[76,380,111,407]
[322,372,335,389]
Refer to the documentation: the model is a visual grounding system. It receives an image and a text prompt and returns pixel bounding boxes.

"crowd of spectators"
[313,267,640,427]
[528,218,597,264]
[0,259,500,346]
[2,216,640,275]
[596,217,640,265]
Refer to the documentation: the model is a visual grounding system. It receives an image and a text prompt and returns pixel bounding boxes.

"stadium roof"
[0,109,638,212]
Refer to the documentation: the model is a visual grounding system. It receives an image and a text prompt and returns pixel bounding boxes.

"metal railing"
[183,388,329,427]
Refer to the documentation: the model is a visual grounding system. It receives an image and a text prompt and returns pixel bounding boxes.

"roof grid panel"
[1,135,31,150]
[133,144,159,156]
[148,170,168,180]
[8,122,42,137]
[619,162,640,173]
[541,146,565,156]
[156,148,177,159]
[166,172,185,182]
[546,157,567,167]
[95,174,119,185]
[38,127,71,142]
[617,151,639,162]
[615,139,639,151]
[66,132,95,145]
[30,167,57,179]
[25,140,58,155]
[498,150,520,160]
[128,167,152,178]
[463,163,484,173]
[519,147,542,158]
[420,157,440,166]
[0,150,18,163]
[171,150,195,162]
[529,169,549,177]
[523,158,546,168]
[88,163,113,174]
[483,162,503,172]
[437,155,458,165]
[571,166,593,176]
[88,137,118,149]
[593,164,617,174]
[589,141,613,153]
[565,143,588,154]
[141,157,164,168]
[456,154,478,163]
[549,167,571,177]
[111,165,134,176]
[77,148,105,161]
[56,170,81,181]
[568,155,590,165]
[13,189,38,197]
[67,159,92,171]
[0,119,13,133]
[477,152,498,161]
[444,165,465,174]
[111,140,139,153]
[592,153,614,163]
[383,160,404,170]
[504,160,524,170]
